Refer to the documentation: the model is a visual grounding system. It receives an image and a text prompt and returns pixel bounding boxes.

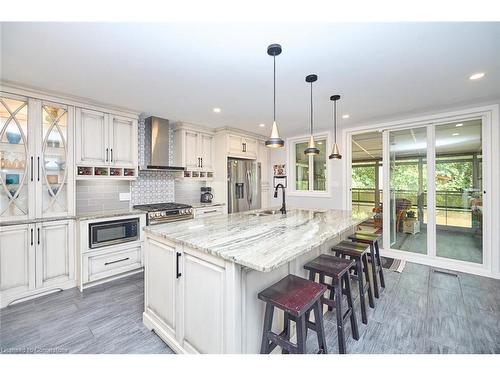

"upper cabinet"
[75,108,138,179]
[0,94,75,222]
[175,124,215,180]
[227,134,257,159]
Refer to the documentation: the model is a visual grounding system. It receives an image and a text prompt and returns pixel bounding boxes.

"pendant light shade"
[265,44,285,148]
[304,74,320,156]
[329,94,342,160]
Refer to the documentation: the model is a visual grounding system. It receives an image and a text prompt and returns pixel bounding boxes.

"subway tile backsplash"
[76,180,130,213]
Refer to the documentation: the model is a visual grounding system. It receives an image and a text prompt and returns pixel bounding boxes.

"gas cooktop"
[133,202,193,225]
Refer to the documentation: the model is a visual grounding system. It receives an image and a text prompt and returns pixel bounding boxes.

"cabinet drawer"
[193,206,225,219]
[86,246,142,282]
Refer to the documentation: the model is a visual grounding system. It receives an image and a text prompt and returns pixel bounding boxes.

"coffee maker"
[200,187,213,203]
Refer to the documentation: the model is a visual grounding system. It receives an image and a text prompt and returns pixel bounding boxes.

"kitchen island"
[142,208,369,354]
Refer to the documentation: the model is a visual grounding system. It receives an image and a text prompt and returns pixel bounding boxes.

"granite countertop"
[1,208,146,226]
[145,208,370,272]
[1,215,76,227]
[76,209,145,221]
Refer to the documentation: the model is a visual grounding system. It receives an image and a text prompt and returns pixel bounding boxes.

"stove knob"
[187,208,193,214]
[181,209,186,214]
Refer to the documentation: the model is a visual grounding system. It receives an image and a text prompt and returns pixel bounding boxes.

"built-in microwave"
[89,218,139,249]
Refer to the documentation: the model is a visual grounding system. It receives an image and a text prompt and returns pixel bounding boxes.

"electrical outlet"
[119,192,131,201]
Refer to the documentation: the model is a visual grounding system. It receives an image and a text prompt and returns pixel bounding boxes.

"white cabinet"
[75,109,108,165]
[108,115,137,168]
[181,249,225,353]
[0,224,35,296]
[193,205,225,219]
[144,237,179,338]
[35,220,75,289]
[143,236,230,353]
[175,124,215,179]
[227,133,258,159]
[75,108,138,178]
[0,219,75,308]
[0,94,75,222]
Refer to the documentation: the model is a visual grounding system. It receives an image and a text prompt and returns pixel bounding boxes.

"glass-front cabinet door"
[38,102,73,217]
[0,96,30,220]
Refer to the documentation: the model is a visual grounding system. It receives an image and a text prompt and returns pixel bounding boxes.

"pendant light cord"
[310,82,313,135]
[273,54,276,123]
[333,99,337,143]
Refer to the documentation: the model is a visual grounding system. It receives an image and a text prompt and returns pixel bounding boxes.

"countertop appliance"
[139,116,185,171]
[227,158,261,213]
[200,187,213,203]
[89,217,139,249]
[133,202,193,225]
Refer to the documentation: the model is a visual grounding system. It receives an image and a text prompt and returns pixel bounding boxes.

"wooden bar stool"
[333,241,375,325]
[348,232,385,298]
[258,274,328,354]
[303,255,359,354]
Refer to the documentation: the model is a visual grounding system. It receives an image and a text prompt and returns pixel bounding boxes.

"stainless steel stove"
[133,202,193,225]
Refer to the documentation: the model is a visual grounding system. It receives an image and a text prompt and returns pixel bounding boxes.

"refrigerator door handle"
[246,170,252,206]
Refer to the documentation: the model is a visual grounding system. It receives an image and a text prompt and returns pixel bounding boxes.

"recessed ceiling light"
[259,123,266,127]
[452,133,460,136]
[469,72,485,80]
[342,114,350,119]
[213,107,221,113]
[317,141,323,145]
[455,123,463,127]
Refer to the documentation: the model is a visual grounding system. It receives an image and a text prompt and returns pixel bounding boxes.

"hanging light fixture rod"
[304,74,319,156]
[329,94,342,159]
[265,44,285,148]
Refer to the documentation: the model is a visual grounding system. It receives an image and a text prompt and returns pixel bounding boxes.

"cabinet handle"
[31,228,34,246]
[176,252,182,278]
[106,148,109,162]
[37,157,40,181]
[30,157,34,182]
[203,209,218,214]
[37,228,40,245]
[104,257,130,266]
[201,158,203,168]
[110,148,113,162]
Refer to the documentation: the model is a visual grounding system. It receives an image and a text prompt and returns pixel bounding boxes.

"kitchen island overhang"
[142,208,370,353]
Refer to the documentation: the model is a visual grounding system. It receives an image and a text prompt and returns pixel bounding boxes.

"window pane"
[295,141,309,190]
[313,139,326,191]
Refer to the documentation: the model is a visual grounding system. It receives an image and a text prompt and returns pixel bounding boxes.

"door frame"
[343,104,499,278]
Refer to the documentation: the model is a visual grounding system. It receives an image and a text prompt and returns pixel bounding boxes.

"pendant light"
[304,74,319,156]
[265,44,285,148]
[329,94,342,159]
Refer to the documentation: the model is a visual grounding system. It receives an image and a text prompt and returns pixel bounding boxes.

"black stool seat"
[333,241,370,257]
[333,241,375,325]
[258,274,328,354]
[348,232,385,298]
[303,254,359,354]
[258,274,327,317]
[304,254,354,280]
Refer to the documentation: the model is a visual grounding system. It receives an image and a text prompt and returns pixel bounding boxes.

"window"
[288,134,329,195]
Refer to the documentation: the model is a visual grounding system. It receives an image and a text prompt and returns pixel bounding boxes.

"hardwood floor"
[0,272,172,354]
[1,263,499,354]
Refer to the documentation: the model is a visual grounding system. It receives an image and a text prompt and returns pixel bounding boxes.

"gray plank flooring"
[1,262,499,354]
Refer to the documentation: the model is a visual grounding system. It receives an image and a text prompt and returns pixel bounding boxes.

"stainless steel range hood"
[140,116,185,171]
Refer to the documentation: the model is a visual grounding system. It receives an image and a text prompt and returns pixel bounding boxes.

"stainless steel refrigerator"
[227,158,261,213]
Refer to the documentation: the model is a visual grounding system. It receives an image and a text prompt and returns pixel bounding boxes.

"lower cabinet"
[144,235,229,353]
[0,219,75,308]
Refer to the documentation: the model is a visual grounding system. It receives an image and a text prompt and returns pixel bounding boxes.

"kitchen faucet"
[273,183,286,214]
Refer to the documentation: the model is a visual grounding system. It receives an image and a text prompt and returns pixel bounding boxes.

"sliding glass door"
[388,127,427,255]
[434,120,483,264]
[351,113,489,271]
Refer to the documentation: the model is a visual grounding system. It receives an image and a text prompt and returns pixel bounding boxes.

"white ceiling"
[1,22,499,137]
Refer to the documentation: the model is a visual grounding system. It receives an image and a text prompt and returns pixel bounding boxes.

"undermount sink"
[248,210,281,217]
